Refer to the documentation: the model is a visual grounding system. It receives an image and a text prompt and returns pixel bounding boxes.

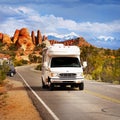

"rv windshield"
[51,57,81,67]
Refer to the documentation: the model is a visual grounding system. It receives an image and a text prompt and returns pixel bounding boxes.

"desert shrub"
[20,59,28,64]
[14,60,23,66]
[9,43,18,51]
[0,70,6,84]
[14,59,28,66]
[113,81,119,85]
[0,61,9,84]
[101,57,120,84]
[35,63,42,71]
[29,54,42,63]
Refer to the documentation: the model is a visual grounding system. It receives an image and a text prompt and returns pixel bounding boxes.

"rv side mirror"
[83,61,87,68]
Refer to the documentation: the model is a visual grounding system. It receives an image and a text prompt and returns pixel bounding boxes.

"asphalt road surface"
[11,65,120,120]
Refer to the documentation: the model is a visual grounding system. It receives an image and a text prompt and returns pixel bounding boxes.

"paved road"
[12,65,120,120]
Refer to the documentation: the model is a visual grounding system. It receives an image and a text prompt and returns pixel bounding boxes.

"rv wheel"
[79,83,84,90]
[49,83,54,91]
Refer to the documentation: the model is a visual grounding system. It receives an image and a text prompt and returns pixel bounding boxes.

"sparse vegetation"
[35,63,42,71]
[34,43,46,51]
[8,43,18,51]
[0,61,9,84]
[81,46,120,84]
[0,70,6,84]
[14,59,28,66]
[29,54,42,63]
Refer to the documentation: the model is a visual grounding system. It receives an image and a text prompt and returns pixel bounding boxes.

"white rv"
[41,44,87,90]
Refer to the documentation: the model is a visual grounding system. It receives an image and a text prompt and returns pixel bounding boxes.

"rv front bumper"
[50,78,84,85]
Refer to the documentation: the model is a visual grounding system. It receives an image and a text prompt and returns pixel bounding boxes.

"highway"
[12,65,120,120]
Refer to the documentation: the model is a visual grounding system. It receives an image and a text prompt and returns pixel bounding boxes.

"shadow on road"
[31,86,79,91]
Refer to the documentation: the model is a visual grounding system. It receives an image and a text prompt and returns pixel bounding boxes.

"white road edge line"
[17,72,59,120]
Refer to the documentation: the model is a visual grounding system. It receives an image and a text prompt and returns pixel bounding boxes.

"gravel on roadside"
[0,79,42,120]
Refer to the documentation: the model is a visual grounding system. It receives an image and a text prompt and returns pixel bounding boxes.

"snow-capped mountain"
[45,32,120,49]
[46,32,79,41]
[87,35,120,49]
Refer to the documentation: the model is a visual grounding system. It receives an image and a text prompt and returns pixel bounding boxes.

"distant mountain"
[49,37,92,47]
[47,32,79,41]
[87,35,120,49]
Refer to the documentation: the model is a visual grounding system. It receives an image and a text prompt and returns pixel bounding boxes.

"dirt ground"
[0,79,42,120]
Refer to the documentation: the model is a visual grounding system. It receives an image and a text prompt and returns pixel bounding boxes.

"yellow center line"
[84,89,120,104]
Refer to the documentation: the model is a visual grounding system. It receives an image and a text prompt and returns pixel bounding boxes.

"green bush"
[0,61,8,84]
[101,57,120,84]
[14,61,22,66]
[113,81,119,85]
[14,59,28,66]
[20,59,28,64]
[29,54,42,63]
[0,70,6,84]
[35,63,42,71]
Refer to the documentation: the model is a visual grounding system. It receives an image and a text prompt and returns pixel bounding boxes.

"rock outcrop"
[31,31,36,45]
[0,33,3,40]
[3,34,12,44]
[0,33,12,44]
[13,29,19,44]
[13,28,35,51]
[49,37,91,47]
[37,30,42,45]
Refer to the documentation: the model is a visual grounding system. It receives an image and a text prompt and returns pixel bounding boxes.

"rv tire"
[79,82,84,90]
[49,83,54,91]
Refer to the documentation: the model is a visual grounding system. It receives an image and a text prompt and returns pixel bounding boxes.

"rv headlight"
[51,72,58,77]
[76,72,84,77]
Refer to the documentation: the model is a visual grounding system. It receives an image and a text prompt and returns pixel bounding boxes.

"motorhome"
[41,44,87,90]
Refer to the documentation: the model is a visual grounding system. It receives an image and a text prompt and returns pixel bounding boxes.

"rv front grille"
[59,73,76,78]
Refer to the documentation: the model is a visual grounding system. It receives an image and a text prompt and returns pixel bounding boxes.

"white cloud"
[0,6,120,39]
[98,35,115,41]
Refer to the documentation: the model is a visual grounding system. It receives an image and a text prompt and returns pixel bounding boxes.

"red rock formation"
[49,37,91,47]
[0,33,3,41]
[0,33,12,44]
[31,31,36,45]
[37,30,42,45]
[13,29,19,44]
[75,37,91,47]
[43,35,48,41]
[2,34,12,44]
[16,28,35,51]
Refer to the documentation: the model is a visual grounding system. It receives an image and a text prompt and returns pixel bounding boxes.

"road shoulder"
[0,79,42,120]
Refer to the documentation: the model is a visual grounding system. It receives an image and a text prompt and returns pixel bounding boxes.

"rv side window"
[51,57,81,67]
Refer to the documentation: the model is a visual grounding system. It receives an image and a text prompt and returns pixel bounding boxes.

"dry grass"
[0,79,42,120]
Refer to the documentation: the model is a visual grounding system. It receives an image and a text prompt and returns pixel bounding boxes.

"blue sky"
[0,0,120,49]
